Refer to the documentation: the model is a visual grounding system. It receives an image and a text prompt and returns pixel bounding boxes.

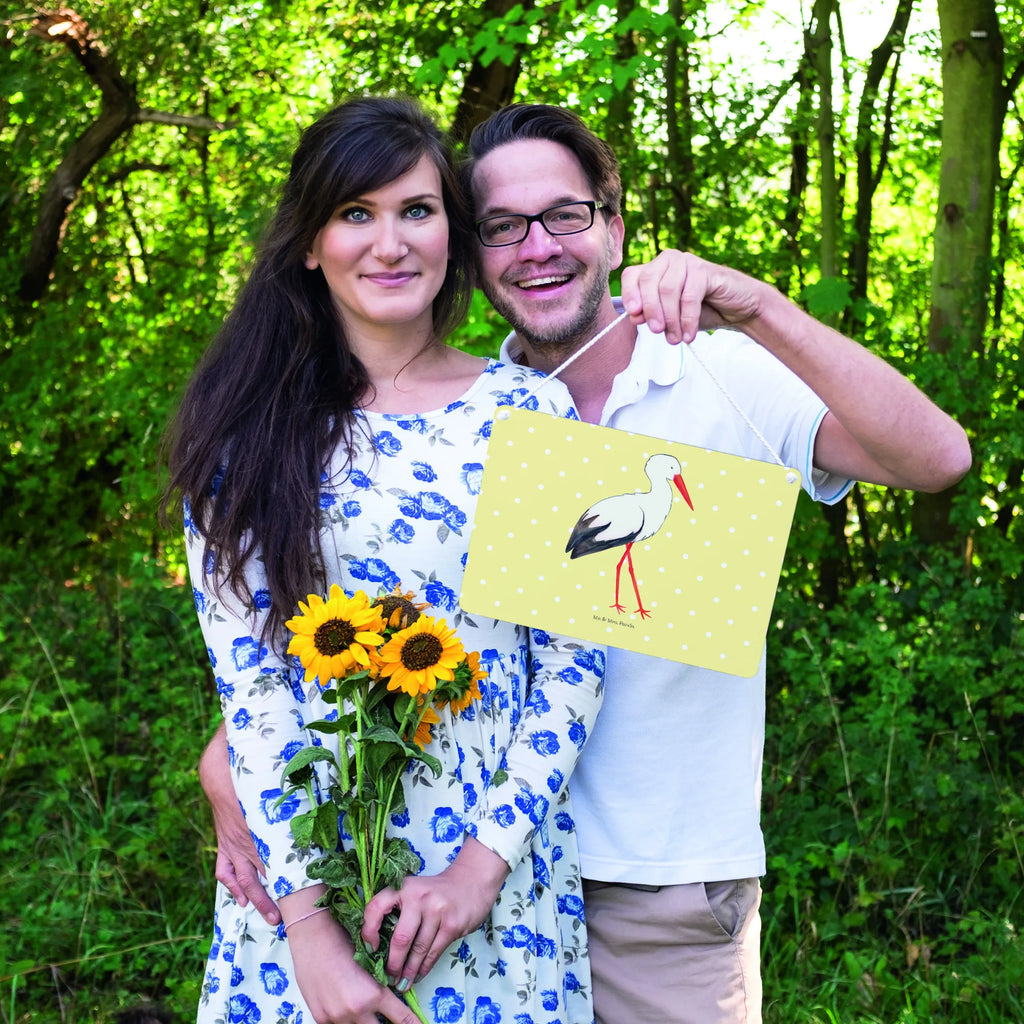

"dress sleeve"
[466,631,606,872]
[185,504,324,898]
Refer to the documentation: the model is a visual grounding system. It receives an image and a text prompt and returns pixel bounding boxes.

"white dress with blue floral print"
[189,360,605,1024]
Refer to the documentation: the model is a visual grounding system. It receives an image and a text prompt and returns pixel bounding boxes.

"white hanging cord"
[511,311,796,480]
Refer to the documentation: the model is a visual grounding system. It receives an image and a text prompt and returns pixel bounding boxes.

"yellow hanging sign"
[461,408,802,677]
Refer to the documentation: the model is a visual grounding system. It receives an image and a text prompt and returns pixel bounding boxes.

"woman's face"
[305,155,450,339]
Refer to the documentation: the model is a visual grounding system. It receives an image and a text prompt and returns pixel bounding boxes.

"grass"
[1,549,1020,1023]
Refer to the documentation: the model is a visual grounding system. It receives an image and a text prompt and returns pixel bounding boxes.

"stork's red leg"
[625,546,652,619]
[612,544,632,613]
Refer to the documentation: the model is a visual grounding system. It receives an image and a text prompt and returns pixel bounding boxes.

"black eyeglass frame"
[474,200,608,247]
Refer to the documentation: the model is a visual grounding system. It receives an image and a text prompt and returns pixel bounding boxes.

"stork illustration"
[565,453,694,619]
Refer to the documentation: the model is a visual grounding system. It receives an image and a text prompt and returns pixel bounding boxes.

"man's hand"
[620,249,762,344]
[361,836,510,991]
[199,723,282,926]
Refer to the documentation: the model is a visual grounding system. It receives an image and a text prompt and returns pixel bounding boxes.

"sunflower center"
[400,634,444,670]
[314,618,357,656]
[377,595,421,629]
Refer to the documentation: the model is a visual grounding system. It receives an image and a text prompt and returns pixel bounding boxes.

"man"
[202,104,970,1023]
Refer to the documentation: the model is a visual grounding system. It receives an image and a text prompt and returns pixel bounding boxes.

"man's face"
[471,139,624,354]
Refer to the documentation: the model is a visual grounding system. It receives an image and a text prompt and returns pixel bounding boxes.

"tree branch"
[18,8,232,302]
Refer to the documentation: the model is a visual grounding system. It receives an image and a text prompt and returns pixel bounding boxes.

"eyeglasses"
[475,200,607,247]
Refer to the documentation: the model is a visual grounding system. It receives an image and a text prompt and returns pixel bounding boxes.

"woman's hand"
[285,903,422,1024]
[361,836,510,991]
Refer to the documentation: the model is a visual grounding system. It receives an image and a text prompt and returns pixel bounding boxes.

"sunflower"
[372,585,428,630]
[411,702,441,749]
[286,585,386,684]
[376,616,465,696]
[447,650,486,715]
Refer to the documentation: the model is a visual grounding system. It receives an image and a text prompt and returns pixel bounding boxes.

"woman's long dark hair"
[163,96,475,643]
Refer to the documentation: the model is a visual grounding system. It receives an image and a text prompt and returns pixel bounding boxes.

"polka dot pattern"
[462,409,801,677]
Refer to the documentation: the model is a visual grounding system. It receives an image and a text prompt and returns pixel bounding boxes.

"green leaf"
[289,809,317,848]
[801,277,853,319]
[281,745,338,787]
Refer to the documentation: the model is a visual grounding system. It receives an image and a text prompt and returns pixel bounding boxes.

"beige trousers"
[582,878,762,1024]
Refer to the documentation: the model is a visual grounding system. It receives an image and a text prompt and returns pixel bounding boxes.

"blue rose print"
[253,589,272,611]
[208,923,224,961]
[349,468,374,489]
[444,504,467,530]
[430,807,464,844]
[259,963,289,996]
[194,587,207,613]
[554,811,574,832]
[230,965,244,986]
[558,666,583,685]
[319,492,336,509]
[346,557,400,590]
[568,721,587,750]
[250,832,270,866]
[259,788,299,824]
[342,499,362,517]
[545,768,564,794]
[227,994,261,1023]
[541,989,558,1011]
[534,934,557,959]
[424,579,458,611]
[515,789,549,825]
[573,647,605,674]
[526,689,551,714]
[279,739,304,762]
[472,997,501,1024]
[432,987,466,1023]
[272,877,293,898]
[528,730,560,756]
[412,461,437,482]
[232,708,252,730]
[231,636,265,671]
[374,431,403,456]
[557,893,585,921]
[420,491,448,520]
[531,629,551,647]
[389,519,415,544]
[532,852,551,890]
[460,463,484,495]
[493,804,516,828]
[394,415,429,433]
[501,924,536,951]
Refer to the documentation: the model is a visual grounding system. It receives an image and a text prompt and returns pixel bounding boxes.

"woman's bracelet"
[283,906,329,932]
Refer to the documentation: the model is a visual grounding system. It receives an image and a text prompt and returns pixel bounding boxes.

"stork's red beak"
[673,473,694,510]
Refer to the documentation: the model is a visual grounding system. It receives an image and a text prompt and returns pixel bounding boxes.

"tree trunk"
[913,0,1004,545]
[449,0,532,146]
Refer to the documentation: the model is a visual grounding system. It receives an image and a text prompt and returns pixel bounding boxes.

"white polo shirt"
[500,310,851,885]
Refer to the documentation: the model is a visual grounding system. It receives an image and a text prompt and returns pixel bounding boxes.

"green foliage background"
[1,1,1021,1021]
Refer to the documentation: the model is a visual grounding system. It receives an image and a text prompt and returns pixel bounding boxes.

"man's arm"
[621,251,971,492]
[198,722,282,925]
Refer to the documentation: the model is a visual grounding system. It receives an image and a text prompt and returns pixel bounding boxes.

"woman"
[164,97,605,1024]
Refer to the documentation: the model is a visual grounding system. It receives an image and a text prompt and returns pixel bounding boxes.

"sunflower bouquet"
[279,583,485,1020]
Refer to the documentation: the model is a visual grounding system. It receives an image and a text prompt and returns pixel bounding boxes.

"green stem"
[401,985,430,1024]
[352,685,374,903]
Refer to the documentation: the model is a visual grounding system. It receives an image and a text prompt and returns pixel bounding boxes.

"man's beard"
[481,257,611,357]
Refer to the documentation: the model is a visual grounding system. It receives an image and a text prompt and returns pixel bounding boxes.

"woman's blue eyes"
[338,204,434,223]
